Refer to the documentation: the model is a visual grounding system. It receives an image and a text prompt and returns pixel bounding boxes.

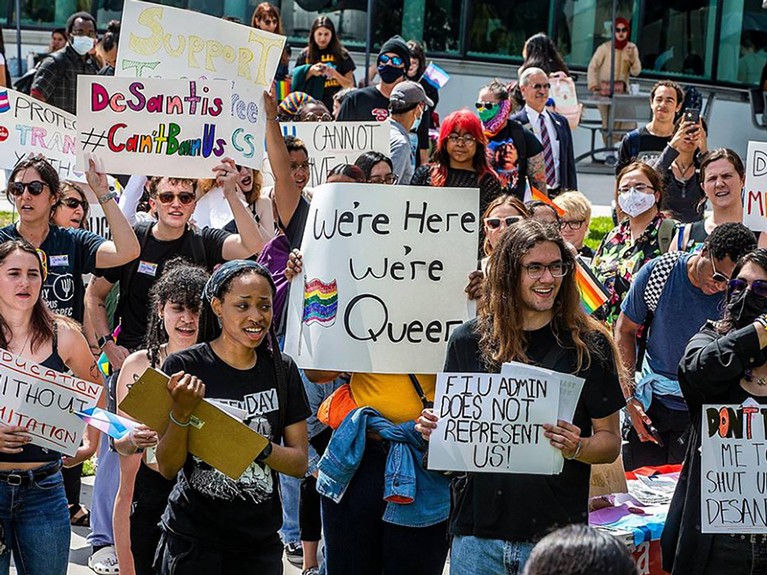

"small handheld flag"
[531,187,565,217]
[421,62,450,90]
[575,258,609,315]
[75,407,137,440]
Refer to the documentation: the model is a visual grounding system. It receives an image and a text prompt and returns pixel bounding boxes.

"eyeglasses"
[260,17,276,25]
[521,261,571,279]
[368,174,398,185]
[561,219,585,231]
[301,113,333,122]
[529,83,551,91]
[9,181,48,197]
[447,133,477,145]
[290,161,312,172]
[59,197,88,210]
[616,27,628,32]
[475,101,497,110]
[618,184,655,194]
[156,192,195,205]
[484,216,522,229]
[378,54,404,67]
[709,253,729,284]
[727,278,767,299]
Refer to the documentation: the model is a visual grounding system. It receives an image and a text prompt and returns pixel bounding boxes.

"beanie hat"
[379,35,410,70]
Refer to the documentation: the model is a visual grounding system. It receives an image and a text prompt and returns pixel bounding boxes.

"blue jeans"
[279,474,300,546]
[450,535,534,575]
[0,462,70,575]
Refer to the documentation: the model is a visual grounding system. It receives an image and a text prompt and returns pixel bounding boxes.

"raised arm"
[85,275,131,370]
[264,90,301,226]
[118,174,149,226]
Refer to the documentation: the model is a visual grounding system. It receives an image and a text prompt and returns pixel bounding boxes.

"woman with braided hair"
[154,260,310,575]
[112,259,210,575]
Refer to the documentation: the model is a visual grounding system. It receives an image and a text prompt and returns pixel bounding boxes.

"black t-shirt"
[487,121,544,201]
[616,127,672,174]
[296,48,356,111]
[284,197,311,249]
[160,343,310,550]
[99,225,229,350]
[0,224,104,322]
[336,85,391,122]
[410,166,503,224]
[444,318,624,542]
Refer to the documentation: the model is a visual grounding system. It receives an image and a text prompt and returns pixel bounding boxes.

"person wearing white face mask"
[31,11,100,114]
[592,162,677,327]
[388,80,433,185]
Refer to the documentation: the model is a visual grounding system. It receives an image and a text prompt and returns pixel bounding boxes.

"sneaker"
[285,542,303,566]
[302,568,320,575]
[88,546,119,575]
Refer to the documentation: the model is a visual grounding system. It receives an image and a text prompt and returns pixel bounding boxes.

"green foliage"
[585,216,614,251]
[82,456,96,477]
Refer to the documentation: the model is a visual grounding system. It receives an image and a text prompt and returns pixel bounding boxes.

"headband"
[203,260,275,302]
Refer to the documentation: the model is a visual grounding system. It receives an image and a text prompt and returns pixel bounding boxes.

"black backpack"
[13,50,67,95]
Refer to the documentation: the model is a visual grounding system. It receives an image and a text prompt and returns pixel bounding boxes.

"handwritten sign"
[283,183,478,373]
[428,366,562,474]
[744,141,767,232]
[76,77,232,178]
[701,401,767,533]
[279,121,391,187]
[0,88,80,179]
[117,0,285,169]
[0,349,102,456]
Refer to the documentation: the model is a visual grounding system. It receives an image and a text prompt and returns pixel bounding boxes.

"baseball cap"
[389,81,434,112]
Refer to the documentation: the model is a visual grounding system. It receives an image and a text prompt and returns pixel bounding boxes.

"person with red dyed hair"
[411,109,503,220]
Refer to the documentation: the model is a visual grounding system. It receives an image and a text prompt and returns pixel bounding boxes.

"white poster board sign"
[701,401,767,533]
[76,77,233,178]
[0,88,80,179]
[117,0,285,169]
[0,349,102,456]
[744,140,767,232]
[427,366,562,474]
[279,121,391,187]
[283,183,478,373]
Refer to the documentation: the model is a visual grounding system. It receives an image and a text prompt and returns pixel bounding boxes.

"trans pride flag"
[302,278,338,327]
[75,407,137,440]
[0,89,9,113]
[422,62,450,90]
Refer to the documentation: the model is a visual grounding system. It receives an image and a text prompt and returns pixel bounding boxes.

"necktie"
[539,114,556,188]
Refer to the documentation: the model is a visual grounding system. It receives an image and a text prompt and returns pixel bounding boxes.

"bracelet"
[97,190,118,205]
[255,441,273,463]
[755,315,767,330]
[168,411,191,427]
[565,439,583,460]
[266,116,278,121]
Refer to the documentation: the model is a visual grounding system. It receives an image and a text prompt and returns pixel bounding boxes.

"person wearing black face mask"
[337,35,410,122]
[662,247,767,575]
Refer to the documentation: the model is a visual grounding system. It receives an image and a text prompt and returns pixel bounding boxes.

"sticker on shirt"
[137,261,158,277]
[50,254,69,267]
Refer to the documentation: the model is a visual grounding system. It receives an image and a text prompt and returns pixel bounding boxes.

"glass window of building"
[466,0,549,61]
[717,0,767,86]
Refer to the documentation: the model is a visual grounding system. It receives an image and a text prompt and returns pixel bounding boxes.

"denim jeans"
[450,535,534,575]
[279,474,301,546]
[0,462,70,575]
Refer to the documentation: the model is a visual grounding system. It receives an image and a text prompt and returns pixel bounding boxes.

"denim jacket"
[316,407,450,528]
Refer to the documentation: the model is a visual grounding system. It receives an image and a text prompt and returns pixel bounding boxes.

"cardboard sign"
[701,401,767,533]
[744,141,767,232]
[283,183,478,373]
[279,121,391,187]
[76,77,232,178]
[117,0,285,169]
[428,367,563,474]
[0,348,102,456]
[0,88,80,179]
[119,367,268,480]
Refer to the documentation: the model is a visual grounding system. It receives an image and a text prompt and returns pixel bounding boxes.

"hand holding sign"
[0,425,31,454]
[213,157,240,199]
[415,408,438,440]
[167,371,205,421]
[83,156,110,203]
[543,419,583,460]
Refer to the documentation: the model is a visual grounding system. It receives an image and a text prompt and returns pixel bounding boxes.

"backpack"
[657,217,677,254]
[625,128,642,160]
[13,50,67,95]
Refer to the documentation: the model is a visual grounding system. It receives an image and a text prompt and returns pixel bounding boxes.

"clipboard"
[118,367,269,480]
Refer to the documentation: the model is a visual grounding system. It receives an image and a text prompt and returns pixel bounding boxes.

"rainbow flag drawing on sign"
[531,187,565,216]
[302,278,338,327]
[0,89,9,113]
[575,258,609,315]
[422,62,450,90]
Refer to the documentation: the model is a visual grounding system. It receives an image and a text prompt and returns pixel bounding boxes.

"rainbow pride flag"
[531,187,565,216]
[275,79,291,103]
[302,278,338,327]
[575,257,609,315]
[0,89,9,113]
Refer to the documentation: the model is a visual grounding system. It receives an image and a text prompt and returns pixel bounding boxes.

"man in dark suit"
[511,67,577,197]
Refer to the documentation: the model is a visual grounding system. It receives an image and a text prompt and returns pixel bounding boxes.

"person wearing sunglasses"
[553,191,594,260]
[481,194,529,272]
[478,80,547,201]
[85,159,268,372]
[662,248,767,575]
[615,223,756,470]
[0,156,139,323]
[51,181,90,230]
[337,35,410,122]
[250,3,290,82]
[512,67,578,197]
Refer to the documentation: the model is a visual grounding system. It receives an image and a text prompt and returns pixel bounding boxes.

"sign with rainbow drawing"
[284,183,478,374]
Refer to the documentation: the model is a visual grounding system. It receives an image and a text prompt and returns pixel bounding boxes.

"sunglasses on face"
[156,191,195,205]
[378,54,404,67]
[59,197,88,210]
[616,27,628,32]
[484,216,522,229]
[260,18,276,25]
[9,181,48,197]
[709,253,729,284]
[475,101,497,110]
[727,278,767,299]
[529,83,551,91]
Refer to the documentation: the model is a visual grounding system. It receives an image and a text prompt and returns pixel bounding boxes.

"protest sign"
[427,366,562,474]
[279,121,391,187]
[117,0,285,169]
[701,401,767,533]
[76,77,233,178]
[744,141,767,232]
[0,88,79,179]
[283,183,477,373]
[0,348,102,457]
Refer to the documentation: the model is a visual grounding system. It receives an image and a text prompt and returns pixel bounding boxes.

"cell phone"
[683,108,700,124]
[646,424,665,447]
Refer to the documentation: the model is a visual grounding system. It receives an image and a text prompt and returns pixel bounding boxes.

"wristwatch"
[97,334,115,349]
[255,441,273,464]
[97,190,118,205]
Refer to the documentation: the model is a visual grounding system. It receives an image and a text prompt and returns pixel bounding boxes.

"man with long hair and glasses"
[616,223,756,470]
[417,219,624,575]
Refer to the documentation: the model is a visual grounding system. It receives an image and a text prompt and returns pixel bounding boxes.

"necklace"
[672,160,694,178]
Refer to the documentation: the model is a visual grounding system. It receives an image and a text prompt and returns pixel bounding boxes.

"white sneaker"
[88,546,119,575]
